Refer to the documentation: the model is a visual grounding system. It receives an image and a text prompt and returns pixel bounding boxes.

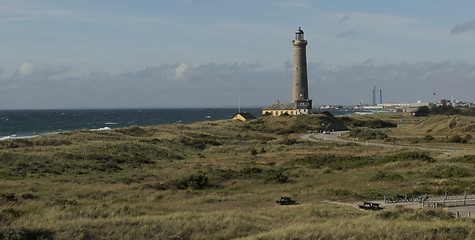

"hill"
[0,113,474,239]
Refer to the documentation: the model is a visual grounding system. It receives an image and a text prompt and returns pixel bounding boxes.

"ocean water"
[0,108,378,139]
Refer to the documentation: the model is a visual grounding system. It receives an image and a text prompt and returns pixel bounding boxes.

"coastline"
[0,108,386,140]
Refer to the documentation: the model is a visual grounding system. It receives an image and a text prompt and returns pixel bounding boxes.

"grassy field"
[0,113,474,239]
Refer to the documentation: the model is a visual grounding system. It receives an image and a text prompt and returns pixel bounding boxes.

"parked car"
[276,196,296,205]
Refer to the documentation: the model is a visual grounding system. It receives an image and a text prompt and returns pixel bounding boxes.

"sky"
[1,0,475,109]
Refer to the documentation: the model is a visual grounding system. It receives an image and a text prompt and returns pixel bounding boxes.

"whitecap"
[91,127,112,131]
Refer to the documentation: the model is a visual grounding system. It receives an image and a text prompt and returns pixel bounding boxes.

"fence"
[424,191,475,208]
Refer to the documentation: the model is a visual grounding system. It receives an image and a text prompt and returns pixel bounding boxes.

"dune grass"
[0,113,474,239]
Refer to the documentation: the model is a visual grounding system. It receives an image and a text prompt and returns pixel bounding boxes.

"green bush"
[169,173,209,190]
[450,155,475,163]
[369,171,403,181]
[449,135,463,143]
[239,167,263,176]
[293,154,372,170]
[425,165,471,178]
[0,228,54,240]
[422,135,435,141]
[365,119,397,128]
[349,128,388,140]
[264,171,289,183]
[379,151,434,164]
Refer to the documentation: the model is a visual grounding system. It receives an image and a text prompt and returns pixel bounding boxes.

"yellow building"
[262,100,311,116]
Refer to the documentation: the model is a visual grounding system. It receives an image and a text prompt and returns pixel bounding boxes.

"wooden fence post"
[464,191,467,206]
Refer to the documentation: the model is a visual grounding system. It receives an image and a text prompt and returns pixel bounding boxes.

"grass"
[0,114,474,239]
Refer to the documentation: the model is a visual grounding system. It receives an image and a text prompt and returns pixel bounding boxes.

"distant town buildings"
[354,99,475,112]
[262,27,313,116]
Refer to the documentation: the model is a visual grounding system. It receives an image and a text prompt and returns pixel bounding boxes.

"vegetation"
[0,114,474,239]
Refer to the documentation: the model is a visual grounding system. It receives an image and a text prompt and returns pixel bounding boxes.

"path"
[301,131,463,152]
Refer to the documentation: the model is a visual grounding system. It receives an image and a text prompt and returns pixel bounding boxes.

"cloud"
[1,61,474,109]
[338,15,350,24]
[451,21,475,35]
[307,61,475,105]
[337,30,357,38]
[14,62,70,79]
[273,1,309,8]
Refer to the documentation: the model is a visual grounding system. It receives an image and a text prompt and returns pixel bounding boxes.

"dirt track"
[301,131,462,153]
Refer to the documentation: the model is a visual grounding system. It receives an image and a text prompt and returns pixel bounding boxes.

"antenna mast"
[238,97,241,113]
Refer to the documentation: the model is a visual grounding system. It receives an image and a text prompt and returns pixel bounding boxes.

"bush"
[169,173,209,190]
[240,167,263,176]
[365,119,397,128]
[450,155,475,163]
[449,135,463,143]
[380,151,434,164]
[1,193,17,201]
[264,171,289,183]
[369,171,403,181]
[0,228,54,240]
[349,128,388,140]
[21,193,39,200]
[293,154,372,170]
[425,165,471,178]
[422,135,435,141]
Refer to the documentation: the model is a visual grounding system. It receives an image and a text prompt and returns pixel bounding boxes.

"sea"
[0,108,380,140]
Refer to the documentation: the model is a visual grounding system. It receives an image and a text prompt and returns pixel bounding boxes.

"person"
[391,138,396,145]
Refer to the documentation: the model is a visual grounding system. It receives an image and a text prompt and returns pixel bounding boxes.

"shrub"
[449,135,463,143]
[369,171,403,181]
[0,228,54,240]
[422,135,435,141]
[264,171,289,183]
[21,193,39,200]
[450,155,475,163]
[293,154,371,170]
[1,193,17,201]
[365,119,397,128]
[278,138,298,145]
[349,128,388,140]
[240,167,263,176]
[462,134,472,143]
[169,173,209,190]
[380,151,434,164]
[425,165,471,178]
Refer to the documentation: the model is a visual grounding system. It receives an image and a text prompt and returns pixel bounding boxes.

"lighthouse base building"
[262,100,312,116]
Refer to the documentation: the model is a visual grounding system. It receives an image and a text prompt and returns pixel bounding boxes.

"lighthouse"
[292,27,312,114]
[262,27,313,116]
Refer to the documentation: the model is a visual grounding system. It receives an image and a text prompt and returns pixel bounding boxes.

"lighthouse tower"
[261,27,313,116]
[291,27,312,114]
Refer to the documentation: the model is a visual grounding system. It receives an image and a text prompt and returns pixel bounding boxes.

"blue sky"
[1,0,475,109]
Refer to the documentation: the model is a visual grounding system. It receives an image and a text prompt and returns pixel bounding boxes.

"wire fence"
[424,192,475,208]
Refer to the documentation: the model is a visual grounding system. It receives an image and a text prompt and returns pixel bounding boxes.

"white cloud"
[14,62,69,79]
[1,61,474,109]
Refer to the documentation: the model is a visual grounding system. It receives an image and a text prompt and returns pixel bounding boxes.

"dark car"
[276,196,297,205]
